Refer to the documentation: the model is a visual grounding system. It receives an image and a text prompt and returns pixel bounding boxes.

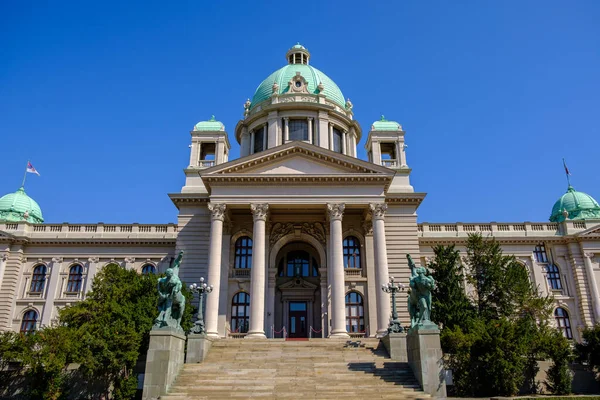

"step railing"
[225,325,246,339]
[271,325,287,339]
[309,326,323,339]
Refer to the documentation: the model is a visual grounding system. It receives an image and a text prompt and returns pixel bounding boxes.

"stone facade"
[1,44,599,344]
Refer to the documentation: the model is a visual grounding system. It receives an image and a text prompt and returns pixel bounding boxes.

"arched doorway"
[274,242,322,338]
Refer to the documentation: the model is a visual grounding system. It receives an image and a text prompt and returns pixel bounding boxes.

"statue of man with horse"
[407,254,436,328]
[154,250,186,331]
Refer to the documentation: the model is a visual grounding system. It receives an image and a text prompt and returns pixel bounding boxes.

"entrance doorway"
[288,301,308,338]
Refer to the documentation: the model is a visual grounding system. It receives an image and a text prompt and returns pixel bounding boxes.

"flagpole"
[21,160,29,188]
[563,158,571,187]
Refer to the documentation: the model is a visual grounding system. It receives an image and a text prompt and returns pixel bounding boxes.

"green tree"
[431,233,569,396]
[576,324,600,379]
[429,244,474,330]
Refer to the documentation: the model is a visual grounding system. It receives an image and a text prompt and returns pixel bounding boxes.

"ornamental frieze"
[269,222,327,246]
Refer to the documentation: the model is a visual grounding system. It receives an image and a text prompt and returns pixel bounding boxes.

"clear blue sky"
[2,1,599,224]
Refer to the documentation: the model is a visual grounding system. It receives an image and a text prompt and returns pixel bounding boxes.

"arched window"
[345,291,365,333]
[555,307,572,339]
[141,264,156,275]
[234,236,253,269]
[546,264,562,290]
[67,265,83,293]
[231,292,250,333]
[30,265,47,293]
[20,310,38,334]
[332,127,343,153]
[277,251,319,277]
[343,236,361,269]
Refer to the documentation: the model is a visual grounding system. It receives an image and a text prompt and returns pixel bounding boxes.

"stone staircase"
[160,338,428,400]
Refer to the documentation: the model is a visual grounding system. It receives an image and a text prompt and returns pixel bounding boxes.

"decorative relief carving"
[279,96,296,103]
[1,253,8,262]
[208,203,227,221]
[88,257,99,263]
[301,222,326,245]
[270,223,294,246]
[300,96,317,103]
[52,257,63,264]
[362,221,373,236]
[288,72,309,94]
[125,257,136,264]
[584,253,595,259]
[250,203,269,221]
[327,203,345,221]
[272,82,279,94]
[369,203,388,220]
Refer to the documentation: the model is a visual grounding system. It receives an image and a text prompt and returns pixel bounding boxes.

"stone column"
[363,221,378,337]
[307,117,313,144]
[341,130,347,154]
[41,257,63,326]
[240,127,250,157]
[262,125,268,150]
[328,123,334,150]
[583,253,600,323]
[85,257,99,294]
[530,255,549,296]
[327,203,349,338]
[249,131,255,154]
[247,203,269,339]
[284,118,289,142]
[370,203,391,337]
[205,203,226,339]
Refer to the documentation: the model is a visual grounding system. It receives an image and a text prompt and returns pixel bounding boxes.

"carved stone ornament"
[125,257,136,264]
[584,253,595,259]
[327,203,345,221]
[208,203,227,221]
[1,253,8,262]
[317,82,325,93]
[270,222,295,246]
[288,72,309,94]
[272,82,279,94]
[88,257,99,263]
[52,257,63,264]
[362,221,373,236]
[302,222,326,245]
[345,98,353,111]
[243,98,251,117]
[369,203,388,220]
[250,203,269,221]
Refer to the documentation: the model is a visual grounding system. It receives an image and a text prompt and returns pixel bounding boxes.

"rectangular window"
[289,120,308,141]
[253,128,264,153]
[332,128,342,153]
[534,244,548,263]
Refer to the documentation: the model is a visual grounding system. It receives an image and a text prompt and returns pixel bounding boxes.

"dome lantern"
[286,43,310,65]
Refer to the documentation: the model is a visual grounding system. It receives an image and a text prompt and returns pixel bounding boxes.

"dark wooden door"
[288,302,307,338]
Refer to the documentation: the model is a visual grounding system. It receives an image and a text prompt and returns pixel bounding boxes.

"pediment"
[201,142,394,179]
[577,222,600,237]
[279,277,318,290]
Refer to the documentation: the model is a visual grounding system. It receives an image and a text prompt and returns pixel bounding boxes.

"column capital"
[369,203,388,220]
[284,117,290,122]
[208,203,227,221]
[585,252,595,259]
[251,203,269,221]
[362,220,373,236]
[307,117,313,121]
[52,257,63,264]
[327,203,345,221]
[88,257,99,264]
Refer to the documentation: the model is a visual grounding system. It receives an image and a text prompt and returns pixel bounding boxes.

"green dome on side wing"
[550,186,600,223]
[193,115,225,132]
[0,187,44,223]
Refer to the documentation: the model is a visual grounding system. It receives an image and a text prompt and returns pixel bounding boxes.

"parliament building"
[2,44,600,342]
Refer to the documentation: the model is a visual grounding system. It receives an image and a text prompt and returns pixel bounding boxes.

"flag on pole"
[26,162,40,176]
[562,158,571,176]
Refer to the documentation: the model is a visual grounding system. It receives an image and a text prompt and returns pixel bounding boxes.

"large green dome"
[250,45,346,110]
[0,187,44,223]
[549,186,600,223]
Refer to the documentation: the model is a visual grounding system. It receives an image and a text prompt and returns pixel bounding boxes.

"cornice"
[203,174,391,187]
[385,193,427,206]
[26,238,176,246]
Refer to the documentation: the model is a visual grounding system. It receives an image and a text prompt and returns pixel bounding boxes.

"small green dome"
[193,115,224,132]
[0,187,44,223]
[550,186,600,223]
[250,47,346,110]
[372,115,402,131]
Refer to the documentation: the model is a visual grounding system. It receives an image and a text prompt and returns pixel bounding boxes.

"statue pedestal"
[382,332,407,361]
[186,334,213,363]
[407,324,447,398]
[142,327,186,400]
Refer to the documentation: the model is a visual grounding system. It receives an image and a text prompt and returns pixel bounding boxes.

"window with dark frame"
[253,128,264,153]
[289,120,308,141]
[345,292,365,333]
[332,127,343,153]
[20,310,38,334]
[234,236,253,269]
[534,243,548,263]
[343,236,361,269]
[231,292,250,333]
[277,251,318,277]
[142,264,156,275]
[30,265,46,293]
[546,264,563,290]
[67,265,83,293]
[554,307,572,339]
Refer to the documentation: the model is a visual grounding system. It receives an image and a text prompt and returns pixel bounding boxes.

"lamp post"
[189,277,213,335]
[381,276,404,333]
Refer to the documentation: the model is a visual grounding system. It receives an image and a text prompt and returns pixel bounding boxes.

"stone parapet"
[381,332,407,362]
[186,334,213,363]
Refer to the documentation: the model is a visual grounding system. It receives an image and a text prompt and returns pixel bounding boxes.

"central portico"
[168,44,425,340]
